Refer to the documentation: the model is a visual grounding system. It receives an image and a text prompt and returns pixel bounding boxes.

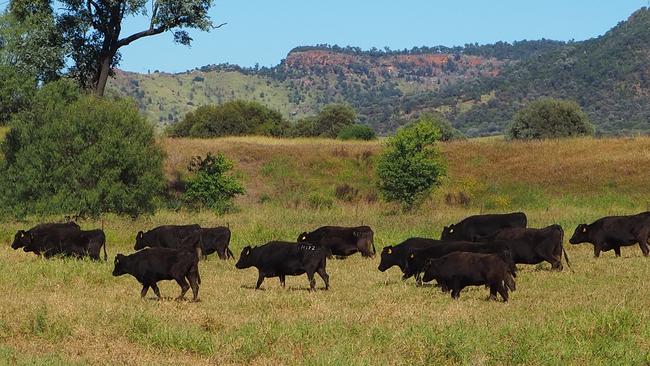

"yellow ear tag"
[582,227,587,233]
[387,248,392,254]
[449,229,454,233]
[302,236,306,240]
[410,254,415,259]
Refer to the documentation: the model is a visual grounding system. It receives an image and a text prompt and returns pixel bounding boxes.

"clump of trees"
[508,98,594,140]
[0,80,165,218]
[376,118,447,210]
[406,112,465,141]
[169,100,289,138]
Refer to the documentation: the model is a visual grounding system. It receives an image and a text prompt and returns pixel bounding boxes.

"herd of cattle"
[10,211,650,302]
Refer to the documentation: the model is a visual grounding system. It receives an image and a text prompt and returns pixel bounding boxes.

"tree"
[170,100,289,137]
[0,1,64,83]
[376,119,446,210]
[315,104,357,138]
[51,0,219,95]
[508,98,594,139]
[184,153,245,214]
[0,79,165,217]
[0,65,35,124]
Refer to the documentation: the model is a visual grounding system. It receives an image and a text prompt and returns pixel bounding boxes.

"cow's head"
[421,258,438,283]
[296,232,309,242]
[569,224,590,245]
[355,230,375,258]
[378,246,397,272]
[11,230,31,250]
[112,254,128,276]
[235,246,254,269]
[134,231,148,250]
[440,224,457,240]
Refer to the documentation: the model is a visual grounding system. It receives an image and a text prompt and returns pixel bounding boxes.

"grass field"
[2,136,650,365]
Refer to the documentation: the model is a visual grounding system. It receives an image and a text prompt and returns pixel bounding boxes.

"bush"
[0,65,36,124]
[376,118,447,210]
[337,124,376,140]
[508,98,594,139]
[170,100,289,138]
[314,104,357,138]
[183,153,245,214]
[0,79,165,217]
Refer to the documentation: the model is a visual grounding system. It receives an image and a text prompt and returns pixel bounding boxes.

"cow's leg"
[594,244,602,258]
[614,246,622,257]
[496,282,509,302]
[489,285,498,301]
[637,233,650,257]
[140,285,149,299]
[187,273,200,302]
[151,283,162,299]
[279,275,286,288]
[174,277,190,301]
[307,271,316,291]
[317,267,329,290]
[255,273,265,290]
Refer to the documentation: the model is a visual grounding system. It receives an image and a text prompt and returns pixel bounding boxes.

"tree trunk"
[95,53,114,96]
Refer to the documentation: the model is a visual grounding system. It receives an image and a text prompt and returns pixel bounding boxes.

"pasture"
[2,136,650,365]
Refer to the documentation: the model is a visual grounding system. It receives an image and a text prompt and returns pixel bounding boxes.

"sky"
[5,1,648,72]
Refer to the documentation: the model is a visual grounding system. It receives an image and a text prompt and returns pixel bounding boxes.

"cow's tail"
[102,238,108,262]
[555,225,572,272]
[227,247,234,259]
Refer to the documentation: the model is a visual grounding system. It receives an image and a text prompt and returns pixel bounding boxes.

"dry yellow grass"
[2,135,650,365]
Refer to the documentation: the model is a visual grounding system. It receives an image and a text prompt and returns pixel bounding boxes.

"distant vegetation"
[508,98,594,140]
[112,8,650,137]
[183,153,245,214]
[337,124,376,141]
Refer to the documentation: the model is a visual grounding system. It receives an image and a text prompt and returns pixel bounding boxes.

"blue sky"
[6,1,647,72]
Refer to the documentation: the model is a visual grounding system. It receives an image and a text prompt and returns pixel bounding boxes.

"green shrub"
[170,100,289,138]
[337,124,376,140]
[183,153,245,214]
[314,103,357,138]
[306,193,334,210]
[411,112,465,141]
[0,79,165,217]
[508,98,594,139]
[0,65,36,124]
[376,119,447,209]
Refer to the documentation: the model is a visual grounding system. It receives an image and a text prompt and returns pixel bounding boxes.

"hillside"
[110,8,650,137]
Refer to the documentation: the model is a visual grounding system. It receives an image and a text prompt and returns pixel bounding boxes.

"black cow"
[201,227,233,260]
[404,239,516,281]
[66,230,108,261]
[483,225,570,270]
[569,212,650,257]
[422,251,516,301]
[378,238,441,281]
[297,226,375,258]
[441,212,527,242]
[12,222,83,258]
[112,248,201,301]
[235,241,329,291]
[134,224,202,252]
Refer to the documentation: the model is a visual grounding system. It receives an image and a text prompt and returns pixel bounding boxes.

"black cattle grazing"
[112,248,201,301]
[134,224,202,252]
[297,226,375,258]
[422,251,516,301]
[569,212,650,257]
[484,225,570,270]
[404,239,516,282]
[441,212,527,242]
[201,227,233,260]
[42,229,108,261]
[12,222,84,258]
[378,238,441,281]
[235,241,329,291]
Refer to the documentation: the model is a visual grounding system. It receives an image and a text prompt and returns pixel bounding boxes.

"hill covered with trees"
[110,8,650,137]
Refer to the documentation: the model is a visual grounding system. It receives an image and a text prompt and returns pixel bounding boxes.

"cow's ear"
[137,231,143,239]
[387,248,392,255]
[18,230,25,238]
[409,253,415,259]
[582,226,587,233]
